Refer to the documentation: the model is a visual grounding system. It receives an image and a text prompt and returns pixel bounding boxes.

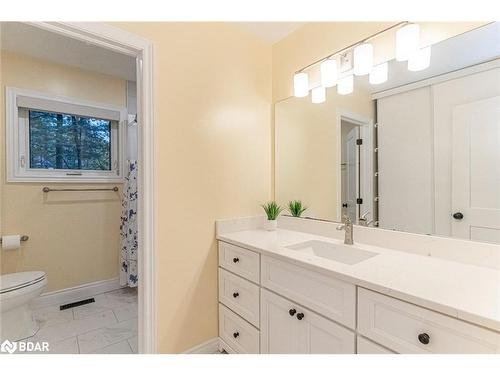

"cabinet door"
[260,289,302,353]
[261,289,355,354]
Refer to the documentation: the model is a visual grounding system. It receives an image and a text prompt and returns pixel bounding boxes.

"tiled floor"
[25,287,138,354]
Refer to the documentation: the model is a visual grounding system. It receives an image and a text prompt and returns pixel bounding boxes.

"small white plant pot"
[263,219,278,231]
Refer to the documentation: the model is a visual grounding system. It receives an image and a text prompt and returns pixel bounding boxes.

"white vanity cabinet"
[260,288,355,354]
[357,288,500,354]
[217,240,500,354]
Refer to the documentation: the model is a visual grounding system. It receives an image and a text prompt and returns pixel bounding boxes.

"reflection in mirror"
[275,22,500,244]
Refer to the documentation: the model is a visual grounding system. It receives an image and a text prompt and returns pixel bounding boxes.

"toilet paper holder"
[0,235,29,244]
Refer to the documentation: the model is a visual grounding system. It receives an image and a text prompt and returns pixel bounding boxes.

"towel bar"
[42,186,119,193]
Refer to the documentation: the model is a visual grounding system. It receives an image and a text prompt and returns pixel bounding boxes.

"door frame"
[336,109,374,223]
[344,125,360,222]
[25,22,157,353]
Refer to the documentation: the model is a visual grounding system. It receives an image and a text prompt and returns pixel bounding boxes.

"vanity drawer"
[219,268,260,327]
[261,255,356,329]
[358,288,500,354]
[219,241,260,283]
[219,303,260,354]
[357,336,394,354]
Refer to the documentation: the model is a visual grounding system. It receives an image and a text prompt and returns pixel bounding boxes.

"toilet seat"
[0,271,46,294]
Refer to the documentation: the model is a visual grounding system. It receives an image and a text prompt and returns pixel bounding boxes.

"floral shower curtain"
[120,160,138,287]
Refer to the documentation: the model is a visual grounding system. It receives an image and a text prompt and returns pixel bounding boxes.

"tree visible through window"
[28,110,112,171]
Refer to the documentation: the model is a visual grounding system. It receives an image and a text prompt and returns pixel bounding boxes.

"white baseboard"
[182,337,222,354]
[34,277,123,309]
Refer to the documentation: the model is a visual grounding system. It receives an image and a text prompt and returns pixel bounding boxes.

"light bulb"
[311,86,326,104]
[369,62,388,84]
[320,59,338,87]
[337,75,354,95]
[408,46,431,71]
[293,72,309,97]
[396,23,420,61]
[353,43,373,76]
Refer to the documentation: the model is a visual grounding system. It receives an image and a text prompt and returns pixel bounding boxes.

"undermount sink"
[286,240,378,265]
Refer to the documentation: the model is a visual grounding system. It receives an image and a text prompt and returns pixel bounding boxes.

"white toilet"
[0,271,47,341]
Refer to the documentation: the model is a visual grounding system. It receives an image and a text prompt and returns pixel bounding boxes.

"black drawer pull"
[296,312,305,320]
[232,292,239,298]
[233,332,239,338]
[418,333,430,345]
[289,308,296,316]
[233,257,239,263]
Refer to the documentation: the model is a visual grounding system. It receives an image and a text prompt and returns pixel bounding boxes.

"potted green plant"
[261,201,284,231]
[288,200,307,218]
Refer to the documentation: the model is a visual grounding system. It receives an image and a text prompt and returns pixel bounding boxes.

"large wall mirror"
[275,22,500,244]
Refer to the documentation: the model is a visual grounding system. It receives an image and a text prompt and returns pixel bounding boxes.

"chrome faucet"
[336,216,353,245]
[358,211,373,227]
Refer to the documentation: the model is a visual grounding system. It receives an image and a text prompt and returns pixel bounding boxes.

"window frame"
[6,87,127,183]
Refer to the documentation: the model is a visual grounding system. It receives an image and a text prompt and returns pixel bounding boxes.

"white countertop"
[217,228,500,332]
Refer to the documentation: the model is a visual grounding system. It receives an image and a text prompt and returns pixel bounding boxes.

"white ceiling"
[235,22,304,44]
[0,23,302,81]
[0,22,136,81]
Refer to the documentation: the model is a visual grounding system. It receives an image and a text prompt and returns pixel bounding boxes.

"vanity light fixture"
[311,86,326,103]
[407,46,431,71]
[369,62,388,84]
[320,59,338,87]
[396,23,420,61]
[293,72,309,97]
[337,75,354,95]
[353,43,373,76]
[292,22,432,100]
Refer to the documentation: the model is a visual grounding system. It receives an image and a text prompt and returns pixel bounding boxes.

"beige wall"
[0,51,126,292]
[112,22,272,353]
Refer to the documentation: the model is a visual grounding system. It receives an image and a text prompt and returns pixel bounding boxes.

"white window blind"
[16,95,121,121]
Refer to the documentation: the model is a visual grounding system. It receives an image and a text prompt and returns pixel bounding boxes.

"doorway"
[8,22,156,353]
[341,120,360,222]
[336,110,374,225]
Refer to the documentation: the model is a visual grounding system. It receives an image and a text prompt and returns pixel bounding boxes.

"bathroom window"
[6,87,126,182]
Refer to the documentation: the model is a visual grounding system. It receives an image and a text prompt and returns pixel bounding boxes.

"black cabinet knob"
[232,292,239,298]
[233,257,239,263]
[233,332,239,338]
[452,212,464,220]
[296,312,305,320]
[418,333,430,345]
[289,308,296,316]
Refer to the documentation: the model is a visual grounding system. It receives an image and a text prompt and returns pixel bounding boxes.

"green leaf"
[288,200,307,217]
[261,201,284,220]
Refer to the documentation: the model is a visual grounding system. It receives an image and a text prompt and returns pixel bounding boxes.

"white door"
[451,96,500,243]
[377,86,434,234]
[345,127,359,222]
[260,289,355,354]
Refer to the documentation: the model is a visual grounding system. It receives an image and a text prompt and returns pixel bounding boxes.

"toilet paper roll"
[2,235,21,250]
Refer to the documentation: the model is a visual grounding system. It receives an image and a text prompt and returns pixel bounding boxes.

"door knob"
[418,333,430,345]
[289,308,296,316]
[296,312,305,320]
[452,212,464,220]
